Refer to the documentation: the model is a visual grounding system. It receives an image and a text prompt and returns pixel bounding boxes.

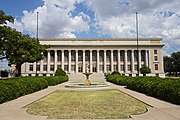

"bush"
[43,76,68,86]
[106,74,180,105]
[55,67,66,76]
[0,75,68,104]
[111,71,121,75]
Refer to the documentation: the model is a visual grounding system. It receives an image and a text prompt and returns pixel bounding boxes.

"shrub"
[106,74,180,105]
[43,76,68,86]
[111,71,121,75]
[0,75,68,104]
[55,67,66,76]
[140,66,151,76]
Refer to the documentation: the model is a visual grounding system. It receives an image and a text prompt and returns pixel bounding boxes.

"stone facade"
[21,38,165,77]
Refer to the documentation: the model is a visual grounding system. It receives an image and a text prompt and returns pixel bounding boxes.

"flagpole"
[136,12,139,76]
[36,12,39,76]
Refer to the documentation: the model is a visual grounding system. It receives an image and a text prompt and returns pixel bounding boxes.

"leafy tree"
[171,52,180,76]
[164,52,180,77]
[140,66,151,76]
[0,10,14,58]
[0,10,47,76]
[163,56,173,76]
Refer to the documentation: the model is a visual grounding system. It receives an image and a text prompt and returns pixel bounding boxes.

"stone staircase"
[68,73,105,82]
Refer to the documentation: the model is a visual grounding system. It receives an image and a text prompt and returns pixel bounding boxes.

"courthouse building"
[21,38,165,77]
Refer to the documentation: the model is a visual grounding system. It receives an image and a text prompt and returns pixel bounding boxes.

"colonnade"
[27,49,150,75]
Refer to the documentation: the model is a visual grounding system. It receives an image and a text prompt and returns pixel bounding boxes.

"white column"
[68,50,71,73]
[33,62,36,74]
[97,50,99,72]
[160,49,164,73]
[47,51,50,73]
[148,50,152,70]
[90,50,93,72]
[139,50,141,69]
[118,50,120,72]
[25,62,29,73]
[76,50,78,73]
[145,50,149,67]
[54,50,57,72]
[61,50,64,70]
[111,50,114,72]
[124,50,127,73]
[83,50,85,72]
[131,50,134,73]
[104,50,107,73]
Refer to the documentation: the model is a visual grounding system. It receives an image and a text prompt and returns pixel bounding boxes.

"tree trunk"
[176,71,178,77]
[16,64,22,77]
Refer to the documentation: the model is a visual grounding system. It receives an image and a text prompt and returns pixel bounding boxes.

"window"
[36,65,40,71]
[100,65,104,72]
[50,50,54,62]
[127,51,131,61]
[50,65,54,71]
[57,65,61,69]
[134,65,137,71]
[121,65,125,71]
[114,65,118,71]
[71,51,76,62]
[154,50,157,54]
[106,65,111,72]
[64,65,68,72]
[93,66,97,72]
[57,50,61,62]
[92,51,97,61]
[71,65,75,72]
[155,64,158,70]
[78,66,83,72]
[29,65,33,71]
[154,56,158,61]
[43,65,47,71]
[28,74,32,76]
[128,65,131,71]
[50,74,53,76]
[43,74,46,76]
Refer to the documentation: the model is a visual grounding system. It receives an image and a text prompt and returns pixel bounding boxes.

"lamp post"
[136,12,139,76]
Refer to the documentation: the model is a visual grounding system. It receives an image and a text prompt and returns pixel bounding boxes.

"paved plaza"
[0,75,180,120]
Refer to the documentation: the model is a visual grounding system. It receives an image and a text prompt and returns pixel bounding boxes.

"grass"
[25,89,149,119]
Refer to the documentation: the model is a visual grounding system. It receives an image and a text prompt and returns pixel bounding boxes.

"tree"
[140,66,151,76]
[0,10,47,76]
[6,33,47,76]
[171,52,180,76]
[164,52,180,77]
[0,10,14,58]
[163,56,173,76]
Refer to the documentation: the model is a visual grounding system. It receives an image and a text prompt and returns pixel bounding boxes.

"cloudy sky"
[0,0,180,69]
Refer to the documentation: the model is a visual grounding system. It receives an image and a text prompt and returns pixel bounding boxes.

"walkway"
[0,76,179,120]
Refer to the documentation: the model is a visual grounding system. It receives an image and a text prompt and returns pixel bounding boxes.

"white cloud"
[9,0,89,38]
[8,0,180,55]
[86,0,180,54]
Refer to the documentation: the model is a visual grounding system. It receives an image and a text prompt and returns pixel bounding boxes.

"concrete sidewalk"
[0,81,180,120]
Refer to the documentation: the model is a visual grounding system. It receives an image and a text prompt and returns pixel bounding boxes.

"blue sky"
[0,0,180,70]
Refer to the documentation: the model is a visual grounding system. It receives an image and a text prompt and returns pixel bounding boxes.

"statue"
[86,66,89,73]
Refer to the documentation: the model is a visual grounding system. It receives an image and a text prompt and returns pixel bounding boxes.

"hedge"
[107,75,180,105]
[0,76,68,104]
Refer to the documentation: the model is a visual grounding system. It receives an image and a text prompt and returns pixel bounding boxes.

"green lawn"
[25,89,149,119]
